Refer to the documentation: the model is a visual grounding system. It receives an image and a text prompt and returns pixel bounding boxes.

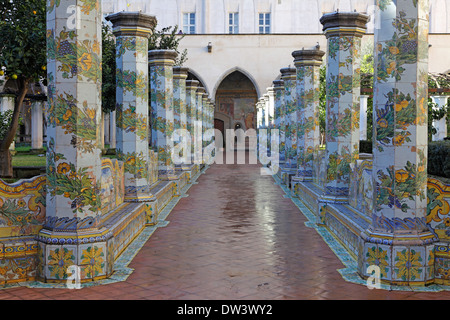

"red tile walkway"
[1,156,450,300]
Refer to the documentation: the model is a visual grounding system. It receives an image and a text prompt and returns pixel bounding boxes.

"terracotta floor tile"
[2,156,450,300]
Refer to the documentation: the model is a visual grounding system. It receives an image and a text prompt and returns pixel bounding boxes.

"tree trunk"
[0,149,12,178]
[0,77,28,178]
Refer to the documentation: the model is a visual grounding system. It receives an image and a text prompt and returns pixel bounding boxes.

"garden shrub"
[359,140,373,154]
[428,140,450,179]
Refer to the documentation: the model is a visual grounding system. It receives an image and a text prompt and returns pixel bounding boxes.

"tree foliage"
[0,0,46,177]
[102,22,116,113]
[0,0,46,83]
[148,25,188,66]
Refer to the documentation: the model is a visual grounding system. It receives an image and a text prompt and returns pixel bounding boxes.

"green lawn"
[11,148,116,167]
[12,154,46,167]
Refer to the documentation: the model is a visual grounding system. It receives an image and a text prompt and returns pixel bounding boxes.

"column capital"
[148,49,178,66]
[197,86,207,95]
[431,95,450,105]
[173,66,189,80]
[186,80,200,90]
[106,11,157,38]
[292,49,325,67]
[280,67,296,80]
[320,11,369,38]
[273,80,284,90]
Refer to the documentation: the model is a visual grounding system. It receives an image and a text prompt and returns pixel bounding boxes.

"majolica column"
[31,100,44,151]
[280,67,297,183]
[263,95,269,129]
[195,87,206,164]
[42,0,108,282]
[320,12,369,201]
[0,94,16,150]
[360,0,437,285]
[202,94,209,162]
[107,12,156,201]
[173,66,189,169]
[256,100,262,128]
[149,49,178,180]
[205,98,214,164]
[273,80,285,166]
[186,80,199,166]
[291,48,325,182]
[360,95,369,141]
[109,110,116,149]
[431,95,449,141]
[267,87,275,129]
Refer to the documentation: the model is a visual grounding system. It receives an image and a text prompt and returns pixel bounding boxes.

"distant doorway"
[214,118,225,147]
[214,70,258,151]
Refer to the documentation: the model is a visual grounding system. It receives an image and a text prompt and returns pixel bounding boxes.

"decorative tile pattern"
[359,1,437,286]
[173,67,189,168]
[320,12,369,198]
[108,13,155,201]
[292,49,324,181]
[46,0,103,222]
[149,50,178,180]
[0,176,46,238]
[186,80,200,165]
[280,67,297,172]
[273,80,285,166]
[195,87,206,165]
[371,0,430,229]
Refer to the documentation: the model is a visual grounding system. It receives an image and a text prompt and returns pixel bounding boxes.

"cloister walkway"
[1,153,450,300]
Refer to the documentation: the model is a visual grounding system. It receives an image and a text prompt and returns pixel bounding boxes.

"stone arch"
[186,69,210,95]
[430,0,447,33]
[212,67,261,99]
[213,69,259,136]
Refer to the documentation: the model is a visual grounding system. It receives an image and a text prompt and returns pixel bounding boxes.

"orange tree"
[0,0,46,177]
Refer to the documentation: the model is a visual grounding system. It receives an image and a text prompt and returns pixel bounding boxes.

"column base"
[358,229,439,286]
[124,185,156,202]
[291,175,313,183]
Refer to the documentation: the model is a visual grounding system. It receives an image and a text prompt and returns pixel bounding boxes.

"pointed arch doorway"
[214,70,258,151]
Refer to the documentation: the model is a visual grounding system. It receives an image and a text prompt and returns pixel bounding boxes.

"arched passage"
[214,70,258,149]
[187,70,209,95]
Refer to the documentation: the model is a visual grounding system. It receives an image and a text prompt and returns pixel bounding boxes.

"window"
[258,13,271,34]
[229,12,239,34]
[183,12,196,34]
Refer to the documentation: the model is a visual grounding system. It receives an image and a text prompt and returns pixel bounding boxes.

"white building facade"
[102,0,450,132]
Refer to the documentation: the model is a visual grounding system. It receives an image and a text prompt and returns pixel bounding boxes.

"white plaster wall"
[100,0,450,101]
[178,33,450,102]
[102,0,449,35]
[179,34,331,100]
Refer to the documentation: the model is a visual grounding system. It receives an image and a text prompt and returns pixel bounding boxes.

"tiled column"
[273,80,285,167]
[319,12,369,202]
[360,95,369,141]
[195,87,206,165]
[263,94,270,129]
[31,100,44,151]
[0,94,16,150]
[205,98,215,164]
[280,67,297,184]
[431,95,449,141]
[186,80,199,167]
[256,100,263,128]
[109,110,116,149]
[291,49,325,182]
[173,66,189,169]
[360,0,437,285]
[267,87,275,129]
[202,94,209,162]
[149,49,178,180]
[107,12,156,201]
[42,0,109,281]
